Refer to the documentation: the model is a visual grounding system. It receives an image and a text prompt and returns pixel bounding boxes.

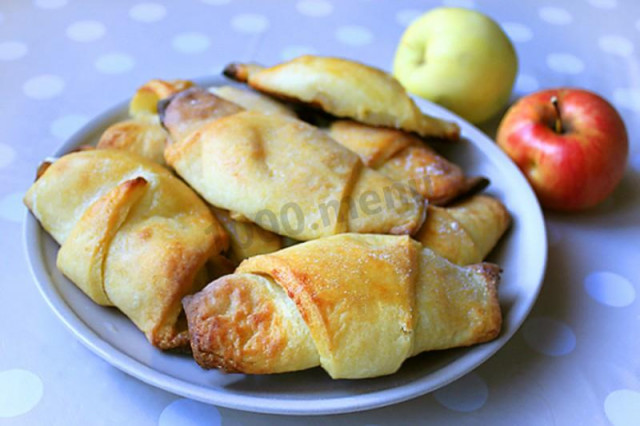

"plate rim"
[23,75,548,416]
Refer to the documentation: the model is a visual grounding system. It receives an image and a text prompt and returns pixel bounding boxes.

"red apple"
[496,88,628,211]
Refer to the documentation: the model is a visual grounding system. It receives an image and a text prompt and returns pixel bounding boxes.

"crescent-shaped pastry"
[328,120,487,204]
[223,55,460,140]
[162,87,426,240]
[183,233,501,378]
[99,80,284,263]
[416,194,511,265]
[24,149,228,349]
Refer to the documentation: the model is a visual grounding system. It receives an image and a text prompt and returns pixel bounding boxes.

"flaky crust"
[209,85,296,118]
[415,194,512,265]
[224,56,460,140]
[210,207,283,263]
[162,89,426,240]
[328,120,488,204]
[184,233,502,379]
[24,149,228,349]
[97,116,168,166]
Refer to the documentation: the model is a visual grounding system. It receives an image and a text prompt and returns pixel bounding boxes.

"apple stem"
[550,96,563,134]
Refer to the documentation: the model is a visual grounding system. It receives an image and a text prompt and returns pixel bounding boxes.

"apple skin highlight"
[393,7,518,124]
[497,88,628,211]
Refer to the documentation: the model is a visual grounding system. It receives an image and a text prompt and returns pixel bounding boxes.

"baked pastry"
[97,115,168,165]
[416,194,511,265]
[223,55,460,140]
[162,87,426,240]
[328,120,487,205]
[129,78,194,117]
[183,233,501,378]
[97,79,194,166]
[24,149,228,349]
[210,207,283,263]
[98,80,284,263]
[208,85,296,117]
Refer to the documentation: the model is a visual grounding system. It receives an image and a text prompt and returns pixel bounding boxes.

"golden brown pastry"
[416,194,511,265]
[210,207,282,263]
[98,81,284,264]
[97,79,195,166]
[162,87,426,241]
[208,85,296,117]
[129,78,194,117]
[223,55,460,140]
[97,115,168,165]
[24,149,228,349]
[183,233,501,379]
[328,120,487,204]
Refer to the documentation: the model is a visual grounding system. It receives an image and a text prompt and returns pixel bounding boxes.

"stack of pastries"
[24,56,511,379]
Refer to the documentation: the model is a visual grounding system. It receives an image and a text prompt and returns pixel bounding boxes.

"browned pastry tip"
[223,63,251,83]
[35,161,52,181]
[436,176,491,206]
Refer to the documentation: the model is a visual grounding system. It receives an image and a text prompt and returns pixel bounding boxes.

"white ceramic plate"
[24,76,547,416]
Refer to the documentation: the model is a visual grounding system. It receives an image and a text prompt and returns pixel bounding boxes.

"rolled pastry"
[97,115,168,165]
[183,233,501,379]
[328,120,487,205]
[162,87,426,241]
[98,80,284,263]
[129,78,194,117]
[24,149,228,349]
[210,207,282,263]
[208,85,296,117]
[98,79,195,166]
[416,194,511,265]
[223,55,459,140]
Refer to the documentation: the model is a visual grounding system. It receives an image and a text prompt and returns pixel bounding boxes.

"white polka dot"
[396,9,423,27]
[613,88,640,113]
[0,192,25,223]
[522,317,576,356]
[34,0,67,9]
[95,53,135,74]
[66,20,106,43]
[585,271,635,307]
[158,399,222,426]
[0,41,28,61]
[23,74,65,100]
[588,0,617,8]
[171,32,211,54]
[605,390,640,426]
[280,45,318,61]
[442,0,475,8]
[546,53,585,74]
[129,3,166,23]
[50,114,89,140]
[201,0,230,4]
[501,22,533,43]
[231,14,270,34]
[598,35,634,57]
[0,144,16,170]
[0,369,43,418]
[335,25,374,47]
[515,74,540,93]
[538,7,573,25]
[296,0,333,17]
[434,373,488,412]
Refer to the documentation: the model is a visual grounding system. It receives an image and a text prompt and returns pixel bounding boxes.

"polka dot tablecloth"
[1,1,639,424]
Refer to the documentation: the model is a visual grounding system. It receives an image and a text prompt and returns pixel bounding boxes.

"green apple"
[393,7,518,124]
